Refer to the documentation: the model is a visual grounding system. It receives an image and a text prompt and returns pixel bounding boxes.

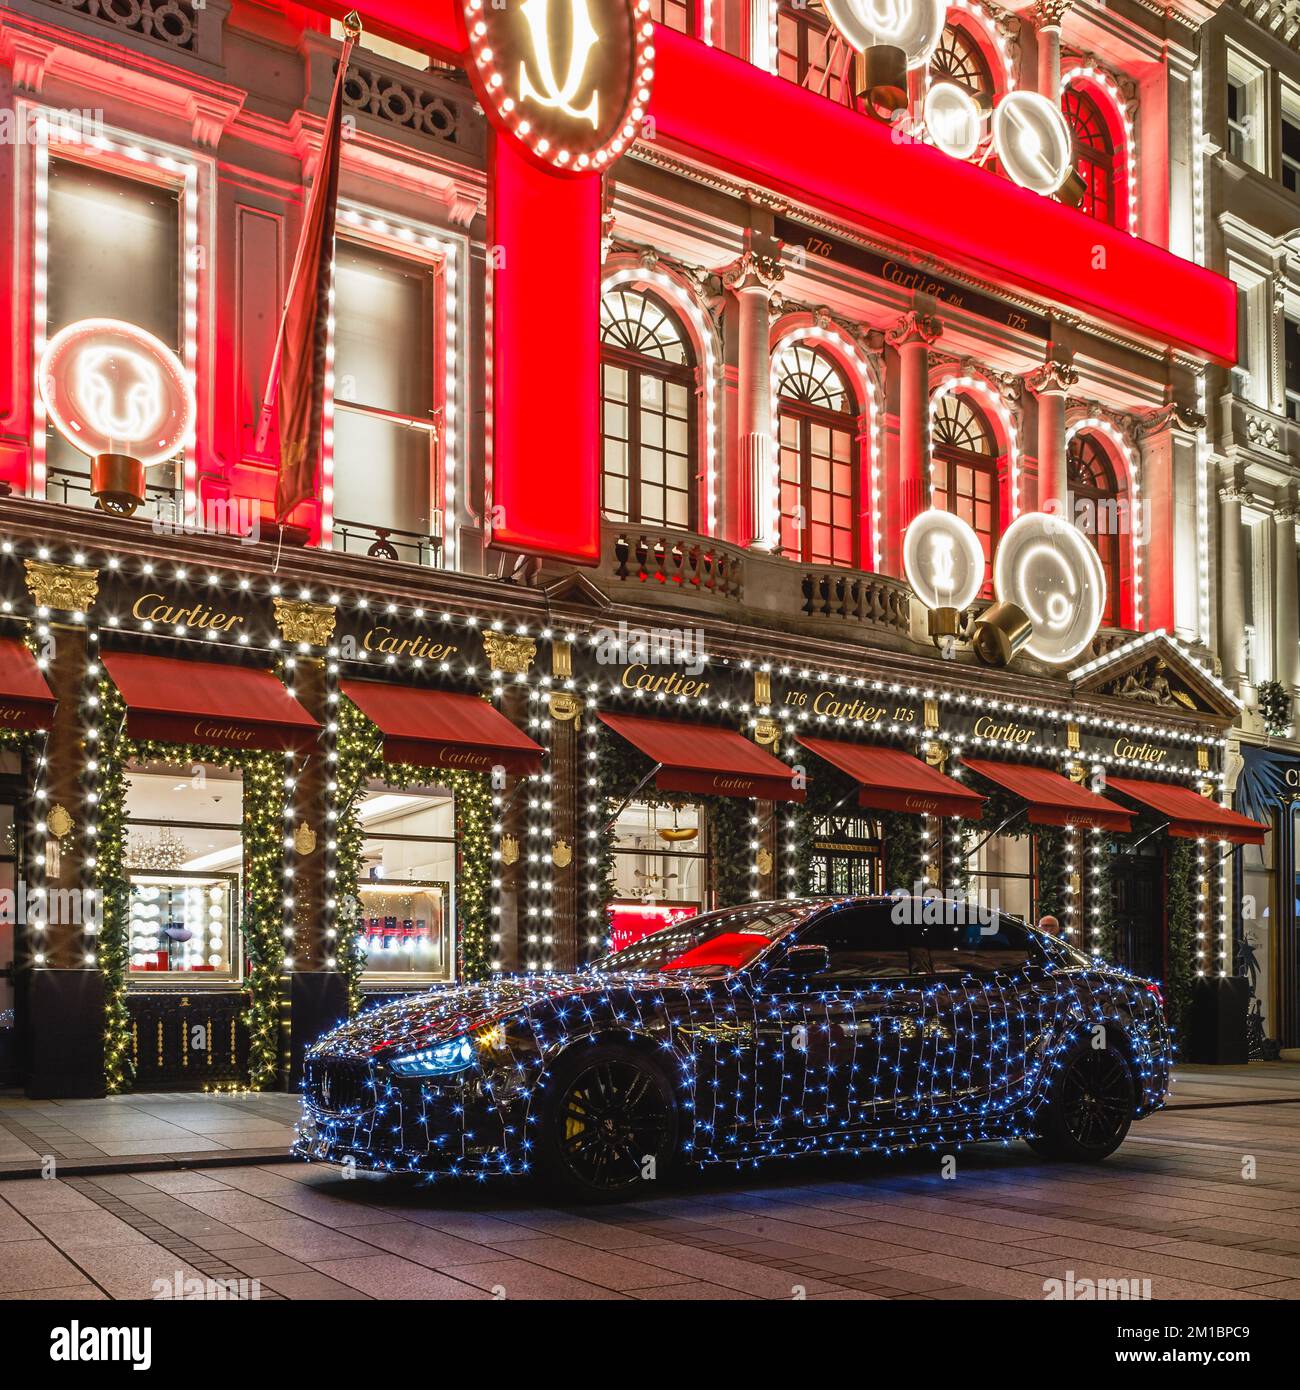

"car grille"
[305,1058,376,1115]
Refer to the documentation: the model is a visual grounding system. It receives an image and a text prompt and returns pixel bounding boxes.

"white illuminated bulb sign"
[924,82,983,160]
[903,508,986,612]
[517,0,600,128]
[38,318,195,465]
[993,511,1106,664]
[992,91,1074,196]
[823,0,945,68]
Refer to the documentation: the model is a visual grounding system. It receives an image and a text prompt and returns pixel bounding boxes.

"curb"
[0,1147,301,1181]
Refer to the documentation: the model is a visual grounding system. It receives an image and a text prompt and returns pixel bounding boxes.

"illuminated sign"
[993,512,1107,665]
[924,82,983,160]
[461,0,654,173]
[903,508,986,614]
[38,318,194,466]
[823,0,944,68]
[991,92,1074,196]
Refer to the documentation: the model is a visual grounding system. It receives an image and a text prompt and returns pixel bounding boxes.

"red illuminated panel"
[488,135,603,563]
[648,30,1235,364]
[608,901,699,952]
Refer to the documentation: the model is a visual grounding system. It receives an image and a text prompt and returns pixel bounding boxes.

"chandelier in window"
[127,827,190,872]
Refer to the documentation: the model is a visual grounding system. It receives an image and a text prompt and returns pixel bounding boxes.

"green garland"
[1089,832,1117,960]
[1165,838,1198,1038]
[95,682,284,1092]
[1034,824,1068,922]
[334,698,493,1011]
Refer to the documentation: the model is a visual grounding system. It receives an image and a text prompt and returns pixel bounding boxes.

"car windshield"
[590,903,811,975]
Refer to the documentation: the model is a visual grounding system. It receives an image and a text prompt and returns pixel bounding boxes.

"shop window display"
[356,783,456,982]
[124,762,242,980]
[608,801,707,950]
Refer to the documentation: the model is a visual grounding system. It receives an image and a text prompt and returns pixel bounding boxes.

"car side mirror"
[781,943,830,975]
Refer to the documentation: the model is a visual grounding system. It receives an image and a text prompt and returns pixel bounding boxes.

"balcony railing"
[18,0,228,67]
[331,517,444,569]
[595,522,911,642]
[45,466,180,525]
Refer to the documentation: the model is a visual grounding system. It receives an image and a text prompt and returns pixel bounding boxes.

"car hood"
[308,972,678,1060]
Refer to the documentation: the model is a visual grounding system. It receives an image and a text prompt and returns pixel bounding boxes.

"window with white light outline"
[931,392,999,595]
[329,240,443,566]
[776,343,859,568]
[356,780,457,983]
[599,288,698,532]
[611,800,707,909]
[1062,84,1118,226]
[647,0,696,35]
[124,761,243,983]
[43,157,182,507]
[929,22,994,104]
[1066,431,1123,628]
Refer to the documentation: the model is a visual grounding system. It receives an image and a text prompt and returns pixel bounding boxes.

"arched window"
[777,1,853,105]
[600,289,697,531]
[1067,432,1122,626]
[647,0,694,35]
[932,393,999,593]
[776,344,858,567]
[929,23,995,104]
[1063,86,1116,225]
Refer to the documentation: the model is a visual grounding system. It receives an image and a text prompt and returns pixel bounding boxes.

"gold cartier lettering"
[973,715,1034,744]
[131,592,245,633]
[193,722,255,743]
[811,690,887,723]
[0,706,23,724]
[711,775,755,793]
[1113,736,1168,764]
[362,626,459,662]
[619,664,711,698]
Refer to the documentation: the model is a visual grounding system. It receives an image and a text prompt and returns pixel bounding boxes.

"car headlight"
[388,1035,475,1077]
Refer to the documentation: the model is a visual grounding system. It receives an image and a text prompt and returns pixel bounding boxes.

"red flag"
[259,18,358,524]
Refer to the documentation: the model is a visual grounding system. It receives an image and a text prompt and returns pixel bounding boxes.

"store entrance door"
[810,817,883,897]
[1111,847,1163,982]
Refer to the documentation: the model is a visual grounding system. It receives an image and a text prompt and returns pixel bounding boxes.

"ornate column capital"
[1032,0,1073,27]
[722,248,784,295]
[1218,483,1250,506]
[274,597,337,647]
[24,560,99,613]
[886,310,943,349]
[1025,360,1079,396]
[1274,501,1300,525]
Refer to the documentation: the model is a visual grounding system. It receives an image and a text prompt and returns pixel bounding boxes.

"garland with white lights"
[94,681,284,1092]
[332,697,493,1009]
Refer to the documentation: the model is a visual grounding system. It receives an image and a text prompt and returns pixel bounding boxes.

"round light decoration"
[823,0,945,68]
[991,91,1074,196]
[903,508,985,614]
[924,81,985,160]
[38,317,195,515]
[461,0,655,175]
[993,511,1107,664]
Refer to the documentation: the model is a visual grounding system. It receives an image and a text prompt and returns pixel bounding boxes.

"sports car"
[294,896,1172,1200]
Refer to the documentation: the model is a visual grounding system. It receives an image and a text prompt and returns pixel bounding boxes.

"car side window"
[920,913,1038,978]
[790,905,927,981]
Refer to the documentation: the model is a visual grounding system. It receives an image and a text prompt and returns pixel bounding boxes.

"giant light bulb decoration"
[38,318,195,516]
[993,511,1107,664]
[903,508,985,654]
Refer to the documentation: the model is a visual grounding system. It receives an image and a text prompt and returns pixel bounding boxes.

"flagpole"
[253,11,361,455]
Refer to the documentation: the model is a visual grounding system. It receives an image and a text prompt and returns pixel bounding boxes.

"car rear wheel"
[1026,1039,1135,1162]
[537,1044,678,1203]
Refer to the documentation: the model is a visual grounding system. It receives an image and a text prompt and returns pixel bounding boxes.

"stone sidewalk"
[2,1064,1300,1300]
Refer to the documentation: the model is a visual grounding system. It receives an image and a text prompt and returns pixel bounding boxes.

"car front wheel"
[537,1044,678,1203]
[1026,1039,1135,1163]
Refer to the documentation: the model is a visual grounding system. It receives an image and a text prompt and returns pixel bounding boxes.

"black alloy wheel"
[540,1045,677,1201]
[1027,1039,1135,1162]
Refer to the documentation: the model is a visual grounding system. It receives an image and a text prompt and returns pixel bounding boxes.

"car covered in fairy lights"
[293,897,1172,1200]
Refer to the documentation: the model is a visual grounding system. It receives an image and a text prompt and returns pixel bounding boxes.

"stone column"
[723,239,784,548]
[1138,403,1202,636]
[1033,0,1072,102]
[1274,503,1300,708]
[886,311,942,547]
[1026,359,1078,517]
[1217,479,1248,691]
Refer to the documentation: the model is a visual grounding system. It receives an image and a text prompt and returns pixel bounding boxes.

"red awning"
[341,679,542,775]
[1106,776,1268,846]
[599,711,803,802]
[797,737,985,818]
[962,757,1134,832]
[0,636,56,732]
[101,650,319,754]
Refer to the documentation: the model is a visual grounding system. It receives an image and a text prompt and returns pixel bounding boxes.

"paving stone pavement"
[1,1063,1299,1301]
